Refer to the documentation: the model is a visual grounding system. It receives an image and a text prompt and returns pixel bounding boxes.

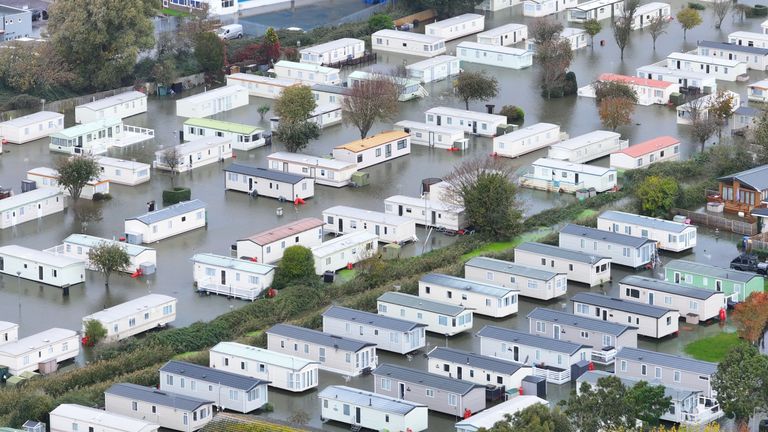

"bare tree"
[712,0,732,29]
[687,97,719,152]
[341,75,400,139]
[530,18,563,44]
[733,4,751,23]
[612,0,640,61]
[647,15,670,50]
[536,38,574,98]
[160,147,182,187]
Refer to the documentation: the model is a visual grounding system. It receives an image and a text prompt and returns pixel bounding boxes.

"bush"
[273,246,316,289]
[162,187,191,204]
[753,4,768,16]
[499,105,525,125]
[688,2,706,10]
[3,94,42,110]
[564,72,578,96]
[368,13,394,33]
[92,193,112,201]
[84,320,108,345]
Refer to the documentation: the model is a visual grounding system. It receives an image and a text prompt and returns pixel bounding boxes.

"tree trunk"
[683,29,687,40]
[104,272,110,288]
[652,38,656,50]
[701,140,706,153]
[464,100,470,110]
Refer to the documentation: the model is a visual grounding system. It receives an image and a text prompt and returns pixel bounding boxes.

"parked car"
[216,24,243,40]
[31,9,47,21]
[730,254,768,274]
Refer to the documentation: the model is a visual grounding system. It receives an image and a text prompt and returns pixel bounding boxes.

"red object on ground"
[294,197,306,205]
[130,268,143,279]
[118,237,126,242]
[719,308,726,321]
[463,409,472,419]
[232,154,237,159]
[250,257,258,262]
[518,386,524,395]
[588,362,595,371]
[266,288,277,298]
[347,262,353,270]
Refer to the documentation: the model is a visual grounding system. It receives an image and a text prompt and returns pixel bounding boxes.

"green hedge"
[162,187,191,204]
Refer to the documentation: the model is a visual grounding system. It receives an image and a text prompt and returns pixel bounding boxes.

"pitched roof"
[620,275,720,300]
[570,293,676,318]
[63,234,153,258]
[78,91,145,111]
[224,164,306,184]
[427,13,483,29]
[531,158,615,176]
[300,38,363,54]
[514,242,609,265]
[240,218,324,246]
[0,111,62,128]
[527,308,635,336]
[0,328,77,356]
[476,325,590,355]
[323,205,411,226]
[464,256,563,280]
[191,253,275,275]
[210,342,318,370]
[377,291,467,317]
[550,131,620,151]
[184,118,262,135]
[127,199,206,225]
[598,210,692,233]
[160,361,268,391]
[598,73,675,89]
[699,40,768,55]
[616,136,680,158]
[477,23,527,38]
[616,347,718,375]
[717,164,768,191]
[559,224,656,248]
[50,404,158,432]
[266,323,374,352]
[372,29,445,44]
[83,294,176,323]
[105,383,212,411]
[334,131,409,153]
[373,363,483,395]
[0,188,62,213]
[420,273,519,298]
[322,305,426,332]
[734,105,761,117]
[311,231,378,257]
[0,245,83,268]
[665,259,760,283]
[457,41,529,56]
[428,347,526,375]
[318,385,425,415]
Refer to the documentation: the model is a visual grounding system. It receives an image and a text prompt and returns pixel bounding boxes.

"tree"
[749,113,768,164]
[0,42,76,94]
[259,28,281,65]
[55,156,100,203]
[509,403,573,432]
[733,3,751,23]
[635,175,679,216]
[647,15,670,50]
[416,0,484,18]
[732,292,768,346]
[273,246,316,289]
[161,147,182,187]
[593,81,638,105]
[677,8,702,40]
[453,71,499,110]
[712,344,768,427]
[624,380,671,426]
[711,0,732,29]
[686,97,719,152]
[441,157,522,238]
[257,104,270,120]
[274,120,320,153]
[275,85,316,124]
[83,320,108,345]
[47,0,155,90]
[87,242,131,288]
[368,13,393,33]
[583,18,602,48]
[194,32,225,77]
[709,90,736,140]
[530,18,564,44]
[499,105,525,125]
[536,39,574,98]
[151,58,177,87]
[599,97,635,131]
[612,0,640,60]
[341,76,400,139]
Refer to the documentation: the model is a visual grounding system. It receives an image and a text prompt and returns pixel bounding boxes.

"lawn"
[684,332,744,362]
[161,8,190,17]
[461,229,552,260]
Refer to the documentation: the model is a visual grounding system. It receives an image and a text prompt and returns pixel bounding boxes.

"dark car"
[730,254,768,274]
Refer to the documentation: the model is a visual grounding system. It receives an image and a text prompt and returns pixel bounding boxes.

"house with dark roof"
[558,223,657,269]
[319,385,429,432]
[104,383,214,432]
[476,325,592,384]
[616,347,718,398]
[373,363,486,416]
[159,360,269,413]
[597,210,697,252]
[664,259,765,303]
[716,164,768,219]
[377,291,474,336]
[732,105,761,132]
[322,305,426,355]
[463,256,568,300]
[570,292,680,339]
[418,273,520,317]
[235,218,324,264]
[426,347,532,391]
[697,40,768,71]
[512,242,612,287]
[265,324,377,376]
[224,163,314,201]
[527,308,637,365]
[618,276,726,322]
[124,199,206,244]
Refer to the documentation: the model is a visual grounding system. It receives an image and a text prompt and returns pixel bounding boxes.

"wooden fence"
[672,208,758,236]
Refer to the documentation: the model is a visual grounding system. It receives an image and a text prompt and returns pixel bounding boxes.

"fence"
[672,208,758,236]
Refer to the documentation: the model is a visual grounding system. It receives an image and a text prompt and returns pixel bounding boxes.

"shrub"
[162,187,191,204]
[688,2,706,10]
[272,246,316,289]
[564,72,578,96]
[499,105,525,125]
[84,320,108,345]
[92,193,112,201]
[4,94,42,110]
[753,4,768,16]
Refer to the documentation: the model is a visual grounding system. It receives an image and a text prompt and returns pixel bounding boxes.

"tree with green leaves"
[647,15,670,50]
[453,71,499,110]
[708,90,736,140]
[499,105,525,125]
[87,242,131,288]
[593,81,638,105]
[194,31,225,77]
[257,105,270,120]
[275,85,316,124]
[583,18,602,49]
[342,75,400,139]
[368,13,394,33]
[510,402,573,432]
[612,0,640,60]
[274,120,321,153]
[635,175,679,217]
[83,320,108,345]
[260,27,281,65]
[55,156,100,203]
[677,8,702,40]
[273,246,316,289]
[47,0,155,90]
[624,380,671,426]
[749,112,768,164]
[536,39,574,99]
[712,344,768,427]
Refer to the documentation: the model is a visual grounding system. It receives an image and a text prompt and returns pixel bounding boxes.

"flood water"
[0,0,764,429]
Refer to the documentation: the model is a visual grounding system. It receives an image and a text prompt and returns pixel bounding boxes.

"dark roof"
[128,199,206,225]
[734,105,761,117]
[560,224,656,248]
[752,207,768,217]
[515,242,609,265]
[717,164,768,191]
[311,84,349,95]
[527,308,635,336]
[619,275,721,300]
[267,323,375,352]
[224,163,306,184]
[428,347,526,375]
[617,347,718,375]
[476,325,590,355]
[322,305,426,332]
[699,40,768,55]
[160,361,268,391]
[373,363,484,395]
[105,383,213,411]
[570,293,676,318]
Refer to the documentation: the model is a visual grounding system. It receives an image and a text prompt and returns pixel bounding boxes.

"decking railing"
[197,279,262,301]
[532,365,570,384]
[672,208,757,236]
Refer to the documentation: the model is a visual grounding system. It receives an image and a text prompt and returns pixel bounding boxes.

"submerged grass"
[684,332,744,362]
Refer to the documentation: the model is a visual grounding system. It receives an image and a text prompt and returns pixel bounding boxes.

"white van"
[217,24,243,40]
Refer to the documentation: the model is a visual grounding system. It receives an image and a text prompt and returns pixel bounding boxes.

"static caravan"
[477,23,528,46]
[481,0,522,10]
[560,28,588,50]
[184,118,265,151]
[300,38,365,65]
[224,164,314,201]
[0,188,65,230]
[47,234,157,273]
[610,136,680,170]
[578,73,678,105]
[0,328,79,375]
[0,321,18,346]
[209,341,319,392]
[272,60,341,86]
[266,323,378,376]
[419,273,519,318]
[50,118,155,155]
[311,231,379,275]
[191,253,275,301]
[322,305,427,355]
[463,256,568,300]
[597,210,697,252]
[175,85,249,118]
[271,103,342,130]
[95,156,151,186]
[322,205,417,244]
[311,83,348,106]
[527,308,637,365]
[153,136,232,173]
[457,41,533,70]
[698,41,768,71]
[49,404,159,432]
[523,0,579,17]
[0,245,85,288]
[0,111,64,144]
[332,130,411,170]
[636,65,718,93]
[428,347,532,390]
[631,2,671,29]
[477,326,591,384]
[493,123,564,158]
[426,13,485,41]
[371,30,447,58]
[267,151,358,188]
[377,291,474,336]
[748,79,768,102]
[27,166,109,200]
[319,386,428,432]
[666,52,747,82]
[75,91,147,124]
[373,363,486,416]
[513,242,612,287]
[619,276,726,322]
[455,396,549,432]
[82,294,176,342]
[425,107,507,137]
[347,71,427,102]
[393,121,467,150]
[676,91,741,125]
[124,199,207,244]
[728,31,768,49]
[160,361,269,414]
[664,260,764,303]
[519,158,618,194]
[225,73,298,99]
[568,0,624,22]
[559,224,657,269]
[616,347,718,398]
[548,130,628,163]
[406,55,461,83]
[236,218,324,264]
[571,292,679,339]
[733,105,761,132]
[384,194,467,231]
[104,383,213,432]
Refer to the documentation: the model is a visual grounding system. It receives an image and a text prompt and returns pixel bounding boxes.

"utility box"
[125,232,143,245]
[323,271,335,283]
[521,375,546,399]
[383,243,401,260]
[350,171,370,188]
[21,180,36,193]
[140,262,156,275]
[571,360,591,382]
[23,420,46,432]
